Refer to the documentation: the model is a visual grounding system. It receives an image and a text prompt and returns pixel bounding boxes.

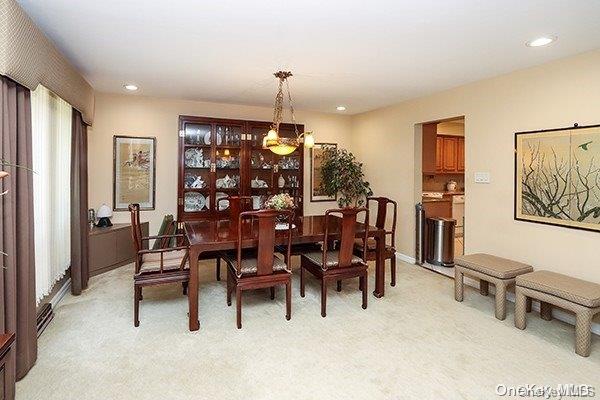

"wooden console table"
[89,223,148,276]
[0,333,15,400]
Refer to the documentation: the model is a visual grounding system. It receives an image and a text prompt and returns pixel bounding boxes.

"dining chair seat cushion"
[223,252,288,276]
[354,238,377,251]
[142,249,187,263]
[353,238,395,254]
[302,250,364,268]
[139,256,188,274]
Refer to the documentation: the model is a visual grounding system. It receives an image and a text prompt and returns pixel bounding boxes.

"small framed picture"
[113,135,156,211]
[310,143,337,202]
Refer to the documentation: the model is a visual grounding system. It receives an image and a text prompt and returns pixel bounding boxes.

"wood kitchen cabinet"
[422,200,452,219]
[422,127,464,174]
[457,137,465,172]
[435,137,443,172]
[442,136,458,172]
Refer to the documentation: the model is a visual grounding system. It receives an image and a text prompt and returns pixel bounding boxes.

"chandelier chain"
[285,79,300,137]
[272,77,285,131]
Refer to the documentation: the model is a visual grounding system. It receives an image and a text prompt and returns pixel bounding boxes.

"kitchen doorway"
[417,116,465,263]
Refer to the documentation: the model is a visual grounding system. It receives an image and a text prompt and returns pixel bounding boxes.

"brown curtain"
[0,75,37,388]
[70,110,89,295]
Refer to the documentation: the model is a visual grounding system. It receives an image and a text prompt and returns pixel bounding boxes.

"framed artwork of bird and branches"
[515,123,600,232]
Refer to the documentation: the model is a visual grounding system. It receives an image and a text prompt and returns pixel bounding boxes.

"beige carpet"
[17,260,599,400]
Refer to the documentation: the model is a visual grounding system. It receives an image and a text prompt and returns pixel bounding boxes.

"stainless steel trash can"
[426,217,456,267]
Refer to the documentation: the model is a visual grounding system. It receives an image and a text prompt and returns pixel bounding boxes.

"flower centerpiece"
[264,193,295,229]
[264,193,295,211]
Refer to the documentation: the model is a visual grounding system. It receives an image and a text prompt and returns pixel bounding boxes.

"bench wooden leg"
[514,288,527,330]
[575,310,592,357]
[454,268,464,302]
[480,280,489,296]
[494,282,507,320]
[540,301,553,321]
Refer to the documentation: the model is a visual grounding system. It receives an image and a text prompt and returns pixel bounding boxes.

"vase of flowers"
[264,193,295,229]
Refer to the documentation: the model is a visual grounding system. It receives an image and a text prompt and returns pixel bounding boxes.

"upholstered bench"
[455,254,533,320]
[515,271,600,357]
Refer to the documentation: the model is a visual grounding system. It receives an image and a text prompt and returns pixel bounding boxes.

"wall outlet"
[474,172,491,184]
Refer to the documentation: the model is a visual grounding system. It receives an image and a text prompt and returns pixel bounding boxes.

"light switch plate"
[474,172,491,184]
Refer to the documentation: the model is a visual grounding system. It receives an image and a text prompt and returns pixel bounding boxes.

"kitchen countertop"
[422,191,464,202]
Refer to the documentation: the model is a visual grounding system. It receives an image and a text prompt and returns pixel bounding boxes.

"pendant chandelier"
[263,71,314,156]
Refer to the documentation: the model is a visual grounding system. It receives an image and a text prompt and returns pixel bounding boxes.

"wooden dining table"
[184,214,387,331]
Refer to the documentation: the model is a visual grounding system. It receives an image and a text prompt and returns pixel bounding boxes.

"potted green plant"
[319,147,373,207]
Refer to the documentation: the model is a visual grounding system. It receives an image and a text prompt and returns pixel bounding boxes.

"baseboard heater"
[36,303,54,338]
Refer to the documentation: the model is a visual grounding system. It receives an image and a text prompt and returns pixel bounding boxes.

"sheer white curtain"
[31,85,72,304]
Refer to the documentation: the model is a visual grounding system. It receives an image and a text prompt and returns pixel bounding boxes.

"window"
[31,85,72,304]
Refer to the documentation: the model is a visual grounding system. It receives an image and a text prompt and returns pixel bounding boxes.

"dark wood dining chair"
[219,195,253,219]
[354,197,398,286]
[300,207,369,317]
[215,196,253,280]
[129,204,189,327]
[223,209,293,329]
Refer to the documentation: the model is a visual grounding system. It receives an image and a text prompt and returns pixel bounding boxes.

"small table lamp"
[96,204,113,227]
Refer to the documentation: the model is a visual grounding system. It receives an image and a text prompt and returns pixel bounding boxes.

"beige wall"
[352,50,600,283]
[88,93,352,233]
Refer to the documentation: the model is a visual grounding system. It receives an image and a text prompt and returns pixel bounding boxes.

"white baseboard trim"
[396,253,415,264]
[396,253,600,336]
[50,278,71,309]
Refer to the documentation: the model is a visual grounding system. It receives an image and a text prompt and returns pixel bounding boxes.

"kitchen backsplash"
[423,173,465,192]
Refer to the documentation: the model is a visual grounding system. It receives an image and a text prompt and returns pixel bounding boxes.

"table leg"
[373,231,385,298]
[188,247,200,331]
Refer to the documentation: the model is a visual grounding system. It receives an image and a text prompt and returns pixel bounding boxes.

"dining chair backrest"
[220,196,253,220]
[323,207,369,268]
[152,214,176,249]
[129,203,143,253]
[368,197,397,247]
[236,209,293,276]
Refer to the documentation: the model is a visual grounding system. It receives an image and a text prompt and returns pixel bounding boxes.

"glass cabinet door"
[182,123,211,215]
[248,125,273,210]
[214,124,243,214]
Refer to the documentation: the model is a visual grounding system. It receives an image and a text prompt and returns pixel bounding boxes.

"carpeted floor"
[17,260,599,400]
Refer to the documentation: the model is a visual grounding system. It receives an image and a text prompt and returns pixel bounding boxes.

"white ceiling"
[16,0,600,114]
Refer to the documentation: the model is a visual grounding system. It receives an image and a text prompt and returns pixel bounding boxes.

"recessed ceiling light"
[336,105,347,111]
[526,36,556,47]
[123,84,139,91]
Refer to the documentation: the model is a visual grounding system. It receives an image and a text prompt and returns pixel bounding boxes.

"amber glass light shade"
[267,137,299,155]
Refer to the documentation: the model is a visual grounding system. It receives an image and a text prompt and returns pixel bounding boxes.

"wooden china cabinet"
[177,115,304,222]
